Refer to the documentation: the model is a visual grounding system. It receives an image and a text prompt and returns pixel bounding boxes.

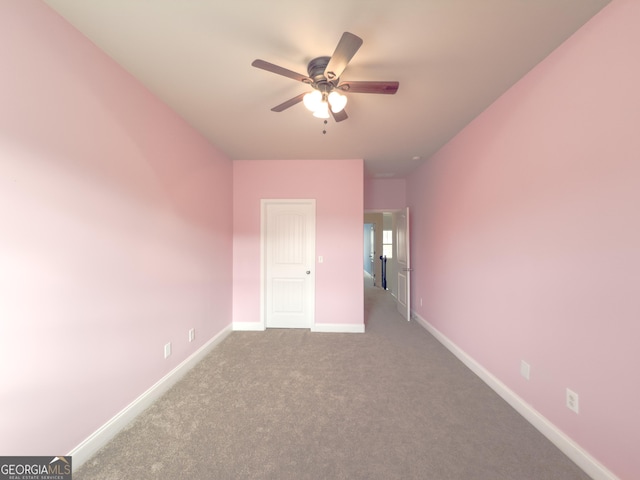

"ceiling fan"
[251,32,399,122]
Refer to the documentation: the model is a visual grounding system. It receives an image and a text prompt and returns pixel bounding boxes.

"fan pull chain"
[322,119,328,135]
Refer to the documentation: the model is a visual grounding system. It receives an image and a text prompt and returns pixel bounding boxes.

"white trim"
[233,321,364,333]
[411,311,619,480]
[311,323,365,333]
[67,324,233,469]
[259,200,267,330]
[232,321,266,331]
[233,322,364,333]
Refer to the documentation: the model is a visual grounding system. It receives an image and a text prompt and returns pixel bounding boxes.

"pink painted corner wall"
[0,1,233,456]
[364,178,407,211]
[233,159,364,328]
[406,1,639,478]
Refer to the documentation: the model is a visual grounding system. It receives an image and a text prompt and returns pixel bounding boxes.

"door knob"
[306,270,311,274]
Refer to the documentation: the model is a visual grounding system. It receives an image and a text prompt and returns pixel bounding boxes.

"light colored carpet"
[75,285,590,479]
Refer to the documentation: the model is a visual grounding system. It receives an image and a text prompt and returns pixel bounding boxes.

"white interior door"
[263,200,315,329]
[364,223,375,278]
[396,207,411,321]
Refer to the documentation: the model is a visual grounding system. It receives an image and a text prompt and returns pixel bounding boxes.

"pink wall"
[0,1,233,456]
[364,178,406,211]
[406,1,639,478]
[233,159,364,328]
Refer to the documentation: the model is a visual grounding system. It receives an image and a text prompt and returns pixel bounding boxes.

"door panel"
[396,207,411,320]
[364,223,375,278]
[272,279,305,313]
[263,200,315,328]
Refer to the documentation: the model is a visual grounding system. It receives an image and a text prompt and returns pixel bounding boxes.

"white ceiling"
[43,0,609,178]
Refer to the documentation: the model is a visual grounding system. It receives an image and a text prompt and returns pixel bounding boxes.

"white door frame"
[260,199,316,329]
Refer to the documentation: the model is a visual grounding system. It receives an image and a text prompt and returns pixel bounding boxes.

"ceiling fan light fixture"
[312,100,330,119]
[252,32,398,123]
[328,91,347,113]
[303,90,323,112]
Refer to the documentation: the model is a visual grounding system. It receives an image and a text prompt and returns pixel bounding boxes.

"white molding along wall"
[411,311,619,480]
[233,322,364,333]
[232,322,266,331]
[67,325,233,469]
[311,323,365,333]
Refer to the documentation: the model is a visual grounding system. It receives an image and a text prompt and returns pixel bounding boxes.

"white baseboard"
[232,321,265,331]
[233,322,365,333]
[411,312,619,480]
[67,324,233,469]
[311,323,365,333]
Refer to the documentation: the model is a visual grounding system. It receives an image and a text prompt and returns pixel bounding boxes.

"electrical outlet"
[164,342,172,359]
[520,360,530,380]
[188,328,195,342]
[566,388,579,414]
[420,298,423,307]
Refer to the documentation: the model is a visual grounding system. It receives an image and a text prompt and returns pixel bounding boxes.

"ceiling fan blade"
[252,59,312,84]
[331,108,348,123]
[271,93,306,112]
[338,81,399,94]
[324,32,363,81]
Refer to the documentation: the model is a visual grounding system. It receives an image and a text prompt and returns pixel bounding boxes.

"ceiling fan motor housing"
[307,56,335,91]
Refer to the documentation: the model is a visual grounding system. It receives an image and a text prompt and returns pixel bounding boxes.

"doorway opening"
[363,210,411,321]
